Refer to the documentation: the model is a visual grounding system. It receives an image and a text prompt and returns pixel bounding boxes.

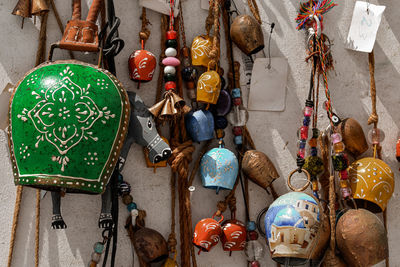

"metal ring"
[287,168,311,192]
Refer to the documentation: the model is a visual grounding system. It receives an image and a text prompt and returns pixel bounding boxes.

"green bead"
[164,73,176,82]
[166,39,178,48]
[93,242,104,254]
[303,156,324,177]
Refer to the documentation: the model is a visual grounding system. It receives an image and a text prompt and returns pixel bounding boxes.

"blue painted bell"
[264,192,329,265]
[185,110,214,142]
[200,145,239,194]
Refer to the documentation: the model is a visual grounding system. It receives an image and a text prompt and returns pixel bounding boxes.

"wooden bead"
[186,80,195,89]
[122,194,133,205]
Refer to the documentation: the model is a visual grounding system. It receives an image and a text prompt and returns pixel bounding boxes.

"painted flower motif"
[191,37,212,59]
[19,66,114,171]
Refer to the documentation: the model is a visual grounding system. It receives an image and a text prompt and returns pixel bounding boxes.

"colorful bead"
[334,141,345,153]
[164,73,176,82]
[303,116,310,126]
[166,30,177,40]
[246,221,256,231]
[234,135,243,145]
[127,202,137,212]
[232,88,241,98]
[251,261,261,267]
[248,231,259,240]
[122,194,133,205]
[298,148,306,158]
[303,156,324,177]
[182,66,197,81]
[118,181,131,195]
[339,170,348,180]
[340,179,349,188]
[166,39,178,48]
[310,147,318,156]
[164,66,176,75]
[130,209,139,218]
[162,57,180,67]
[312,191,319,199]
[233,98,242,106]
[312,128,319,138]
[312,180,319,191]
[340,186,352,199]
[93,242,104,254]
[304,106,313,117]
[216,129,225,139]
[331,133,342,144]
[215,116,228,129]
[165,47,177,57]
[91,252,102,263]
[299,140,306,149]
[165,81,176,91]
[332,154,348,171]
[308,138,317,147]
[300,126,308,140]
[233,126,242,136]
[368,128,385,144]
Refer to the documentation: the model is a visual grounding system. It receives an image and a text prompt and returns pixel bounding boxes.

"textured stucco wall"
[0,0,399,266]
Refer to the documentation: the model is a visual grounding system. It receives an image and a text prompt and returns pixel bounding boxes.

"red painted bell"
[128,50,157,82]
[193,216,223,252]
[221,219,247,252]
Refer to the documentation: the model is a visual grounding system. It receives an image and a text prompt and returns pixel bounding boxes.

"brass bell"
[31,0,49,16]
[12,0,31,19]
[338,118,368,157]
[132,227,169,264]
[241,150,279,189]
[336,209,388,267]
[230,15,264,56]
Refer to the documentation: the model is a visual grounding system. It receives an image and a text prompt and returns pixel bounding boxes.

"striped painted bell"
[7,60,130,194]
[185,110,214,142]
[200,145,239,194]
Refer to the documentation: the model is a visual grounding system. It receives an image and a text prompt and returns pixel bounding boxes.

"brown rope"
[208,0,221,69]
[368,51,378,127]
[205,0,215,35]
[7,186,23,267]
[178,0,186,47]
[139,7,151,47]
[168,172,177,254]
[247,0,261,24]
[35,6,49,66]
[35,189,41,267]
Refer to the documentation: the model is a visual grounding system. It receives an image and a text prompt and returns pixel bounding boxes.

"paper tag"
[139,0,180,17]
[0,83,13,130]
[346,1,385,52]
[248,58,288,112]
[201,0,210,10]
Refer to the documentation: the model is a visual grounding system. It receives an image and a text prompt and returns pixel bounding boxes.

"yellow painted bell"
[197,70,221,105]
[348,157,394,212]
[191,35,212,67]
[163,257,178,267]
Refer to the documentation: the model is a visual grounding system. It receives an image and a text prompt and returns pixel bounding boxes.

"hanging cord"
[208,0,221,69]
[168,173,177,260]
[222,0,235,92]
[34,189,41,267]
[139,8,151,49]
[205,0,215,35]
[7,186,23,267]
[246,0,261,24]
[178,0,186,47]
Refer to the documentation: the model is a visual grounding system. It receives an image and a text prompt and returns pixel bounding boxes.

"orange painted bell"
[348,157,394,212]
[128,50,157,82]
[191,35,212,67]
[193,215,223,252]
[338,118,368,157]
[221,219,247,252]
[230,15,264,55]
[336,209,388,267]
[197,70,221,104]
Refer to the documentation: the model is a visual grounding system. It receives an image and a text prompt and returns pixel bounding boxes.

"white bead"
[131,209,139,226]
[165,47,177,57]
[164,66,176,75]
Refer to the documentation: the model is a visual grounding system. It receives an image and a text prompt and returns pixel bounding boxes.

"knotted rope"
[139,7,151,48]
[368,51,378,127]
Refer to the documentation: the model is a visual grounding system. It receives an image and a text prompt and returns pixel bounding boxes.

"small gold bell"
[12,0,31,18]
[31,0,49,16]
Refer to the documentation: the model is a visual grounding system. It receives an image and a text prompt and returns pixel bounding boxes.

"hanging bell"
[191,35,213,67]
[230,15,264,56]
[193,215,223,253]
[185,110,215,142]
[200,145,239,194]
[321,249,347,267]
[338,118,368,157]
[31,0,49,16]
[242,150,279,190]
[221,219,247,252]
[197,70,221,105]
[264,192,329,265]
[132,227,169,264]
[128,50,157,83]
[348,157,394,212]
[336,209,388,267]
[12,0,31,18]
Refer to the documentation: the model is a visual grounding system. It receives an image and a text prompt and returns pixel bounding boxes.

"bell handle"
[72,0,81,20]
[287,168,311,192]
[87,0,103,23]
[212,213,224,224]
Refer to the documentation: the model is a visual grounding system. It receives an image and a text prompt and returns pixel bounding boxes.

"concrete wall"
[0,0,398,266]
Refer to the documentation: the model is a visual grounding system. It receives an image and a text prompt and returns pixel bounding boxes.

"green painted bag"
[8,60,130,194]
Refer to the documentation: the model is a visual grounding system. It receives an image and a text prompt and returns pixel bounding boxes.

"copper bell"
[31,0,49,16]
[336,209,388,267]
[338,118,368,157]
[230,15,264,56]
[132,227,169,264]
[242,150,279,189]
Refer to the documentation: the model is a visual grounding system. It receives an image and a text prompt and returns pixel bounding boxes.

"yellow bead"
[334,142,345,153]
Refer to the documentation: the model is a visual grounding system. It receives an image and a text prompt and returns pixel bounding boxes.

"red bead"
[165,81,176,91]
[339,170,348,180]
[248,231,258,240]
[166,30,177,40]
[233,98,242,106]
[251,261,260,267]
[300,126,308,140]
[233,126,242,136]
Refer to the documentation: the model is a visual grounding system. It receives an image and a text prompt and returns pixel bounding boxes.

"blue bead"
[303,117,310,126]
[313,191,319,200]
[127,202,137,212]
[311,147,318,156]
[299,140,306,149]
[234,135,243,145]
[232,88,241,98]
[93,242,104,254]
[246,221,256,231]
[118,174,123,182]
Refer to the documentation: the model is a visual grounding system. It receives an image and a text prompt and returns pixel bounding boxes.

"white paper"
[248,57,288,112]
[201,0,209,10]
[139,0,180,17]
[0,83,13,130]
[346,1,385,53]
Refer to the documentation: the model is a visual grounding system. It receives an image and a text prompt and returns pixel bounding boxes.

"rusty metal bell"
[31,0,49,16]
[338,118,368,157]
[132,227,169,264]
[242,150,279,189]
[230,15,264,55]
[336,209,388,267]
[12,0,31,18]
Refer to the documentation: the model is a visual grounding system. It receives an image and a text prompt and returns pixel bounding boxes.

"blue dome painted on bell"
[273,206,305,228]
